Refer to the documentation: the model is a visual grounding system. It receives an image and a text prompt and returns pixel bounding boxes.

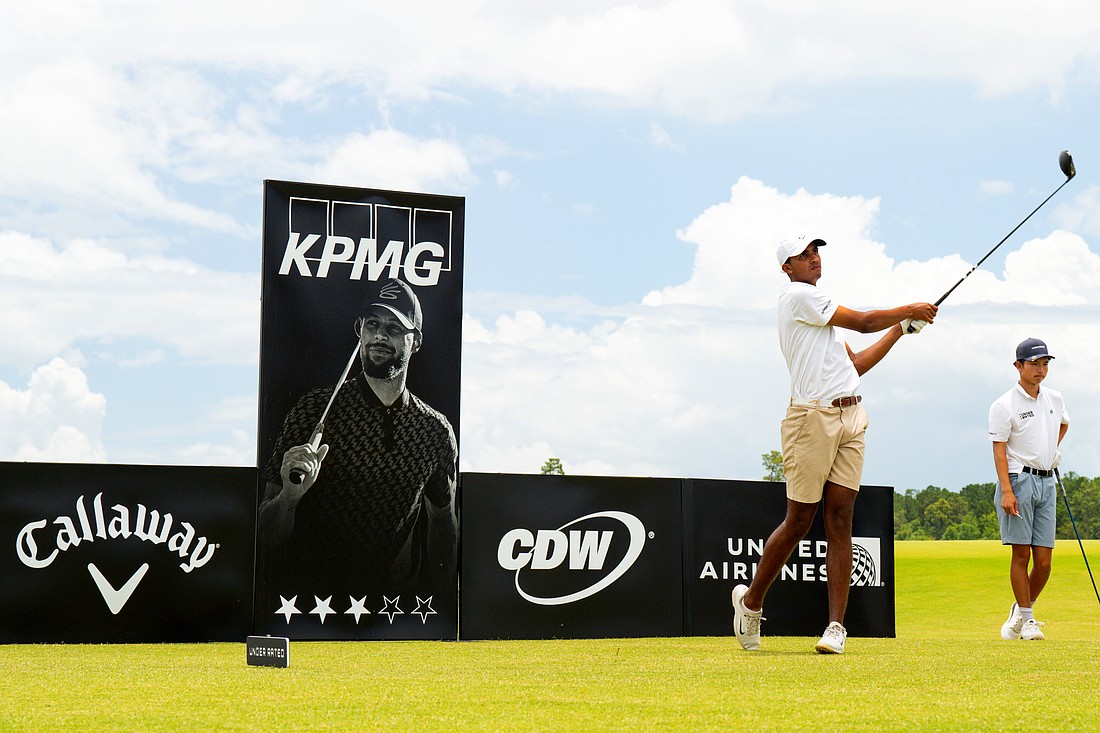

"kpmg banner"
[1,462,254,643]
[459,473,684,640]
[685,480,895,637]
[255,181,463,640]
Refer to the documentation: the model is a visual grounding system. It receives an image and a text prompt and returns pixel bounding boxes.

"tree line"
[894,474,1100,541]
[762,451,1099,540]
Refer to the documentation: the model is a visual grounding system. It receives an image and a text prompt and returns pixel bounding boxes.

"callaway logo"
[16,492,219,614]
[497,510,647,606]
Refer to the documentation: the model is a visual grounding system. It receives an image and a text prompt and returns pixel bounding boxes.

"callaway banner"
[1,462,254,643]
[459,473,684,640]
[685,479,895,637]
[255,181,463,640]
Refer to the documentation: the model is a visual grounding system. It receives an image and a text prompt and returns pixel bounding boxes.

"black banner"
[1,462,254,643]
[685,479,895,637]
[459,473,684,640]
[254,181,463,640]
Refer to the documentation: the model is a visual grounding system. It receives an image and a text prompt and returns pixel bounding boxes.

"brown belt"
[831,395,862,408]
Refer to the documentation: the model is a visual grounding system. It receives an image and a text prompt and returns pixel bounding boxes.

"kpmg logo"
[496,511,647,606]
[278,198,453,286]
[15,492,219,614]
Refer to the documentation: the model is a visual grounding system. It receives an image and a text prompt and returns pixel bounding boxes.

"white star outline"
[378,595,404,624]
[346,596,370,623]
[310,595,335,623]
[412,596,437,624]
[275,595,301,623]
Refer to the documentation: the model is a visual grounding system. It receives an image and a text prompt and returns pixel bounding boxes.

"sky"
[3,0,1100,494]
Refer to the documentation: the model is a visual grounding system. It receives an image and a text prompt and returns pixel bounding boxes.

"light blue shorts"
[996,472,1056,548]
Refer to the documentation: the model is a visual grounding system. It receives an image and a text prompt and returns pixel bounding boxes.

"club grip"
[287,428,324,486]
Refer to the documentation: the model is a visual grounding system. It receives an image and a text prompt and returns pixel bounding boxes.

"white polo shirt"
[778,282,860,403]
[987,383,1069,472]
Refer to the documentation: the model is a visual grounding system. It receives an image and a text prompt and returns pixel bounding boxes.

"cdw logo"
[496,511,647,606]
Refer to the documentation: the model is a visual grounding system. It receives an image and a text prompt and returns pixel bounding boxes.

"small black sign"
[247,635,290,668]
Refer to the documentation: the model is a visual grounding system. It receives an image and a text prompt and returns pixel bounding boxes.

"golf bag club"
[1054,468,1100,606]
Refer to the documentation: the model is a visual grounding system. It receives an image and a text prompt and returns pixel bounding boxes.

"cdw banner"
[459,474,894,640]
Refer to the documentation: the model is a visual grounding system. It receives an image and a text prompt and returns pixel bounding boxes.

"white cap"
[777,236,826,265]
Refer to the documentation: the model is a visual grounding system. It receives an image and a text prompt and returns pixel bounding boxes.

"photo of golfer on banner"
[258,277,458,596]
[253,181,464,640]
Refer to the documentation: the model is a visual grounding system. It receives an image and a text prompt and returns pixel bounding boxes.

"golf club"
[907,150,1076,332]
[1054,468,1100,606]
[288,342,360,485]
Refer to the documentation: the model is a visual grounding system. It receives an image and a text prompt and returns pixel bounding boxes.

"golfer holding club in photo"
[989,338,1069,641]
[258,278,457,598]
[732,236,937,654]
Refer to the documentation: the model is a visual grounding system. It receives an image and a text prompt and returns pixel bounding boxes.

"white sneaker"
[815,621,847,654]
[1000,602,1023,640]
[1021,618,1046,641]
[731,584,764,651]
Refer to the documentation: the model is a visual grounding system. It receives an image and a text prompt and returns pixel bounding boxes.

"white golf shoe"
[815,621,847,654]
[1000,602,1023,640]
[731,584,763,651]
[1021,618,1046,641]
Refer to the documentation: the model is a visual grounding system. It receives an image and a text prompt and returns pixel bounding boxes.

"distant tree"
[540,457,565,475]
[762,450,785,482]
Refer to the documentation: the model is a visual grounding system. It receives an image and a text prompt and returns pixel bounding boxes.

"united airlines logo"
[700,535,884,587]
[496,511,647,606]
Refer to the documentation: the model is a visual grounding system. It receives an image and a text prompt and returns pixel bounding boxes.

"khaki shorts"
[781,402,868,503]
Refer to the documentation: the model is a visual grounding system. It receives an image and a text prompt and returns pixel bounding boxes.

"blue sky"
[3,1,1100,493]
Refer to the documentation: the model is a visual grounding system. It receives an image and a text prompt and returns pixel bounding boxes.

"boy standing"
[988,337,1069,641]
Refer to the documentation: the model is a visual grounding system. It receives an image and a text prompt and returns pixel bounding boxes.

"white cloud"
[0,358,106,462]
[979,180,1014,196]
[0,232,259,370]
[312,130,474,193]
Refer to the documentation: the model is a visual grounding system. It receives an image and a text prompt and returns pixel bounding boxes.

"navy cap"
[1015,338,1054,362]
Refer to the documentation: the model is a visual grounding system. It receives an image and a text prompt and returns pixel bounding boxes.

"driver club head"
[1059,149,1075,179]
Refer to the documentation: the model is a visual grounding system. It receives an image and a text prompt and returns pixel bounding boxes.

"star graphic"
[310,595,335,624]
[275,595,301,624]
[412,595,437,624]
[378,594,404,624]
[346,596,370,623]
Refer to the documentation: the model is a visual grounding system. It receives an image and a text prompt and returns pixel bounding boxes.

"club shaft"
[288,342,360,485]
[1055,469,1100,606]
[934,176,1073,306]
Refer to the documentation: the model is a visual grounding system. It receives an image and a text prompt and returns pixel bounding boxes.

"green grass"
[2,541,1099,732]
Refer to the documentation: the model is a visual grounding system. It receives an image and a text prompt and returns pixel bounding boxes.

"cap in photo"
[777,236,826,265]
[364,278,423,332]
[1015,337,1054,362]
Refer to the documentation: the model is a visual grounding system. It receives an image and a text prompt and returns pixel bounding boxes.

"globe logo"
[850,541,878,587]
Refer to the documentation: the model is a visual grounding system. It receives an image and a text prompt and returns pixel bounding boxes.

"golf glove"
[1053,450,1062,469]
[901,319,928,334]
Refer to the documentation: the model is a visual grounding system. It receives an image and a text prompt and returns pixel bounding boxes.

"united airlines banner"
[255,181,463,640]
[459,473,684,640]
[1,462,254,643]
[685,480,895,637]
